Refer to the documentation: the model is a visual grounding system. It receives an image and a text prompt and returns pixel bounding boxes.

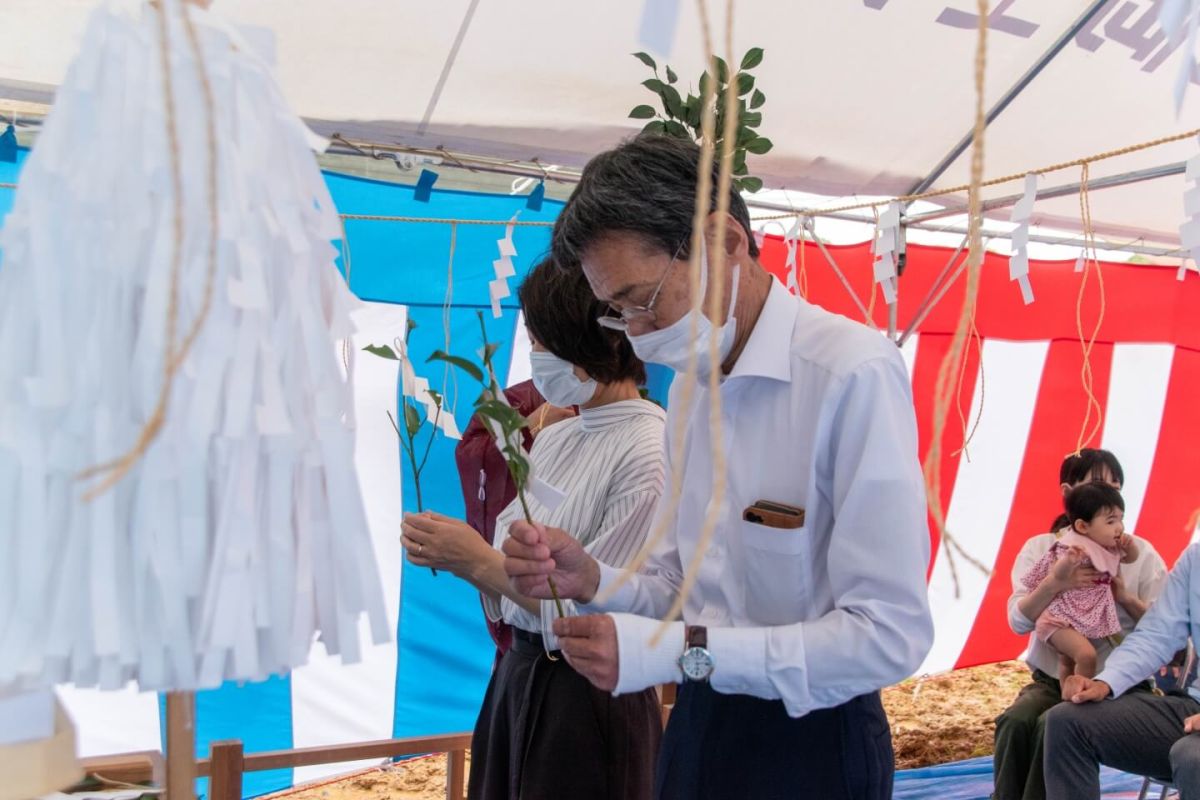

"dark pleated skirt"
[468,627,662,800]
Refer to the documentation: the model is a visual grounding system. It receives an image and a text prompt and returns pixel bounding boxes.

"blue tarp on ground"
[894,755,1159,799]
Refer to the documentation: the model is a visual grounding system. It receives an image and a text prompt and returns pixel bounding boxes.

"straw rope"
[1073,162,1107,454]
[648,0,740,645]
[921,0,995,596]
[78,0,220,499]
[596,0,723,609]
[797,218,809,300]
[755,127,1200,220]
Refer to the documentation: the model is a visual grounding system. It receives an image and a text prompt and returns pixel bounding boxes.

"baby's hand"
[1117,533,1133,552]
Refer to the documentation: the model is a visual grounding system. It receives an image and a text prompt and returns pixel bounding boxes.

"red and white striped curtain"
[758,236,1200,674]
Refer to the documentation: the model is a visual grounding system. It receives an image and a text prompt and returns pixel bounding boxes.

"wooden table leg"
[165,692,196,800]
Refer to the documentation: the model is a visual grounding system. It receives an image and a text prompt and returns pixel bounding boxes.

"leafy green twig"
[430,311,566,617]
[628,48,772,193]
[366,318,445,576]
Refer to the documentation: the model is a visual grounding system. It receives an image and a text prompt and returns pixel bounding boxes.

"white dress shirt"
[485,399,666,649]
[1008,532,1167,677]
[585,277,934,718]
[1097,543,1200,701]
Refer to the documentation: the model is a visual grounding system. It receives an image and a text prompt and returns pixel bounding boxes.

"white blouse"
[484,399,666,649]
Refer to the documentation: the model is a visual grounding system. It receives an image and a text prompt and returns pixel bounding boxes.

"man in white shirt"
[1043,543,1200,799]
[994,449,1167,800]
[502,134,934,798]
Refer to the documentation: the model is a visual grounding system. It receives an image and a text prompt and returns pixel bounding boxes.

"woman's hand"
[1049,546,1102,592]
[401,511,493,579]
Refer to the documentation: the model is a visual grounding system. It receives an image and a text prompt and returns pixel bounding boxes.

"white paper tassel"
[871,202,901,305]
[488,214,520,318]
[395,336,462,440]
[0,0,389,693]
[1008,173,1037,305]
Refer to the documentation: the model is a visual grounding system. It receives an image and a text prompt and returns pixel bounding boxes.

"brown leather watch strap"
[686,625,707,650]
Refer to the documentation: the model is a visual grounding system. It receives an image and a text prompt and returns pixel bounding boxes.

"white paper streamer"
[1159,0,1200,115]
[0,1,389,693]
[488,214,520,318]
[1178,136,1200,281]
[1008,172,1037,305]
[394,337,462,440]
[783,218,803,294]
[871,201,901,305]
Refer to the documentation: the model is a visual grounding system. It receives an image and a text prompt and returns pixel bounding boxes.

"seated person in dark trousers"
[1044,543,1200,799]
[992,449,1166,800]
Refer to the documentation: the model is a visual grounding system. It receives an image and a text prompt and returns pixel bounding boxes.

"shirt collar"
[578,398,666,432]
[726,277,797,383]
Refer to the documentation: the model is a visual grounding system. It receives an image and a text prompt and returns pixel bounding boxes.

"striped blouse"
[484,398,667,648]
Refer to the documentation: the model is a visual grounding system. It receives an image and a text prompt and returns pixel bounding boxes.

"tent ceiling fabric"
[3,0,1200,243]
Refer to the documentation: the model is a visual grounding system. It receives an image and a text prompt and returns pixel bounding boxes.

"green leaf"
[740,47,764,70]
[713,56,729,84]
[476,400,527,433]
[741,111,763,128]
[733,149,747,171]
[665,65,678,84]
[363,344,398,360]
[735,72,755,96]
[403,401,422,436]
[642,120,668,135]
[427,350,483,383]
[737,126,758,147]
[744,136,774,155]
[733,163,749,176]
[482,342,501,364]
[698,72,711,98]
[684,95,701,128]
[663,120,691,139]
[660,84,684,119]
[749,88,765,110]
[629,104,657,119]
[642,78,666,94]
[632,51,657,70]
[738,176,764,193]
[428,389,443,406]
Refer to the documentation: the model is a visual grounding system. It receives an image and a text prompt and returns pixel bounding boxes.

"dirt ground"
[272,661,1032,800]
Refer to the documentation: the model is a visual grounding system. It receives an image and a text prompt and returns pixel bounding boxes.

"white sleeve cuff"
[611,613,683,695]
[708,626,772,699]
[581,562,639,614]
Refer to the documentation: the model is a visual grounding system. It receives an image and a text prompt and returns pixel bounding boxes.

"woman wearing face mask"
[401,258,666,800]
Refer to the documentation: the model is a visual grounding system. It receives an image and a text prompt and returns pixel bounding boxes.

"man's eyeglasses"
[596,240,687,332]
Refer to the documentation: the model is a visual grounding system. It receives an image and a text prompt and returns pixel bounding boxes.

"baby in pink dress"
[1020,482,1138,684]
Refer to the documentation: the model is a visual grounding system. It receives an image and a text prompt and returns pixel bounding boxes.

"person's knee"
[1170,735,1200,783]
[1043,702,1089,748]
[996,703,1040,741]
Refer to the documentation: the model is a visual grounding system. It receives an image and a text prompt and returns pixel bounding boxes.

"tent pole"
[904,161,1187,224]
[903,0,1112,198]
[166,692,197,800]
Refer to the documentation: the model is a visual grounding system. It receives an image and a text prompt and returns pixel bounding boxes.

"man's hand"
[1050,546,1102,592]
[1184,713,1200,734]
[1065,675,1112,704]
[503,520,601,603]
[553,614,619,692]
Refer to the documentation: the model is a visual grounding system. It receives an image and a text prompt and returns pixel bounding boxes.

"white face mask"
[627,244,740,382]
[530,351,598,407]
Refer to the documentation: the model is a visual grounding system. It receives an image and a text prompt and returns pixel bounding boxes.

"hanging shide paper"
[0,0,388,692]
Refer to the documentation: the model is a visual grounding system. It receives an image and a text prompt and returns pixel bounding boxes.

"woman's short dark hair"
[1060,448,1125,487]
[1049,449,1126,531]
[518,259,646,385]
[551,134,760,268]
[1066,482,1125,525]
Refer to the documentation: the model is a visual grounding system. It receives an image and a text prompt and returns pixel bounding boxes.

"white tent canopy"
[3,0,1200,246]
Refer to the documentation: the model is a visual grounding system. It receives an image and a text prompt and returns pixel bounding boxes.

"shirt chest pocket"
[737,518,812,626]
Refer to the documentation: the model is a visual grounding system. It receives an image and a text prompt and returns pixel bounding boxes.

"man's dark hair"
[518,258,646,385]
[1066,481,1125,526]
[551,134,760,268]
[1060,448,1125,487]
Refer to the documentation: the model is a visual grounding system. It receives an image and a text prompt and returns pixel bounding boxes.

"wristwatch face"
[679,646,714,681]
